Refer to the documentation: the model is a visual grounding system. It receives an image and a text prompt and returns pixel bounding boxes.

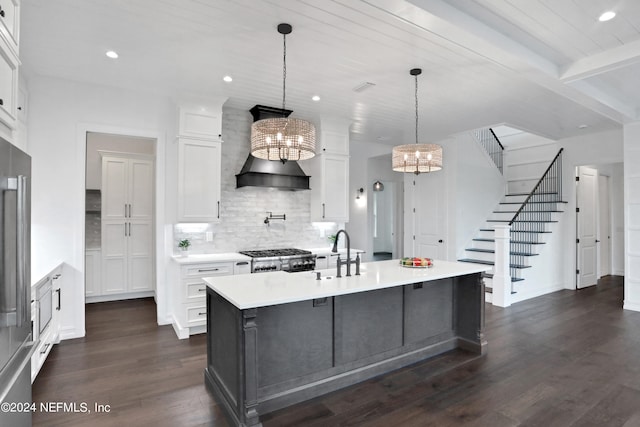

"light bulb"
[427,153,433,161]
[415,150,421,159]
[277,132,283,141]
[266,136,272,144]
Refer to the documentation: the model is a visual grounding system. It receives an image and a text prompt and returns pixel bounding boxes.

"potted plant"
[178,239,191,256]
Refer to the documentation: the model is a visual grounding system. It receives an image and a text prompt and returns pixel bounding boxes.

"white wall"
[623,123,640,312]
[452,132,505,258]
[28,75,174,339]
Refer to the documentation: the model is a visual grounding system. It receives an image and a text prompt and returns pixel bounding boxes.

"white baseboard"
[85,290,154,304]
[623,300,640,312]
[60,325,84,340]
[511,282,565,304]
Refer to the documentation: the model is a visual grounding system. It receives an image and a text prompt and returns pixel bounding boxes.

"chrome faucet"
[332,229,360,277]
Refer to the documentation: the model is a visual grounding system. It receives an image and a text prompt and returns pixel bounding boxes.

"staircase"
[460,132,566,303]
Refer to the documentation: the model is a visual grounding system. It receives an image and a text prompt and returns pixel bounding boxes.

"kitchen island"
[203,259,490,427]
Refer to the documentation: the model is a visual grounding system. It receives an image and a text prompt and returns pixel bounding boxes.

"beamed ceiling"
[19,0,640,144]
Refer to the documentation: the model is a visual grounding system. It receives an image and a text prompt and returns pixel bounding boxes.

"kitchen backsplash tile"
[173,107,342,254]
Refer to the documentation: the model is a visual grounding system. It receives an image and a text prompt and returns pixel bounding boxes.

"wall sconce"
[373,181,384,191]
[355,188,364,200]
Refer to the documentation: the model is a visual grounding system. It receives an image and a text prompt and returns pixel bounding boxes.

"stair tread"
[458,259,531,269]
[479,228,552,233]
[494,210,564,213]
[473,238,545,244]
[466,248,538,256]
[506,192,559,196]
[487,219,558,223]
[500,201,568,205]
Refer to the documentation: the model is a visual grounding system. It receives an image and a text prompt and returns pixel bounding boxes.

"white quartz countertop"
[204,259,491,309]
[171,253,252,264]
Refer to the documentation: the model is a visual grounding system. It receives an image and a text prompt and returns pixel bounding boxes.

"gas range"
[238,248,316,273]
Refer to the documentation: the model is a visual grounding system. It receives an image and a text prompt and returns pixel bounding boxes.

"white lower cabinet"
[85,249,101,298]
[171,260,237,339]
[31,264,64,383]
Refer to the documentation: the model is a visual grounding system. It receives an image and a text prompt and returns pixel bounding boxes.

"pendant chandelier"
[250,23,316,164]
[392,68,442,174]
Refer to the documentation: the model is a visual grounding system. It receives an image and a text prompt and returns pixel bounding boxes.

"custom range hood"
[236,105,311,190]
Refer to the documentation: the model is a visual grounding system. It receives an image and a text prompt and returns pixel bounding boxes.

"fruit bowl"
[399,257,433,268]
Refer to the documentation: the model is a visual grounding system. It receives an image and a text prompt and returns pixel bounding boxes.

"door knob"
[596,240,600,243]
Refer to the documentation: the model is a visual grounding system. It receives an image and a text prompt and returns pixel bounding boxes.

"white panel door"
[102,157,127,220]
[129,159,154,221]
[598,175,611,277]
[101,222,127,294]
[128,222,153,292]
[577,166,598,289]
[407,172,447,260]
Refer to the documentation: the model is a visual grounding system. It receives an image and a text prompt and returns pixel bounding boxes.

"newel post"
[492,225,511,307]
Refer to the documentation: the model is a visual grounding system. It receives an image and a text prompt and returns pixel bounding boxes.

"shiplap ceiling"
[19,0,640,144]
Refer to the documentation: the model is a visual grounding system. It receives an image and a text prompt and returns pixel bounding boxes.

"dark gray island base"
[205,272,485,427]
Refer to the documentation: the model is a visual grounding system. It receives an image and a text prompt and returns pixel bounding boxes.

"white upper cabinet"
[307,118,350,222]
[317,117,350,155]
[177,138,222,222]
[308,153,350,222]
[176,99,226,223]
[0,0,18,132]
[0,0,19,54]
[178,98,226,141]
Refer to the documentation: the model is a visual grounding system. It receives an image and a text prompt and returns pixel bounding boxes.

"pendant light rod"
[278,23,291,115]
[410,68,421,146]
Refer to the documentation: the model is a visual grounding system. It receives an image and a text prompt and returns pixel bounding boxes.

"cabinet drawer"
[186,304,207,326]
[182,262,233,278]
[185,279,208,301]
[0,0,19,51]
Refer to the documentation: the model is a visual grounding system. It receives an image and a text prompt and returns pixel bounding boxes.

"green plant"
[178,239,191,250]
[328,234,336,243]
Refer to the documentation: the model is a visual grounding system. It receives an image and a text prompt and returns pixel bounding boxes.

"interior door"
[577,166,598,289]
[598,175,611,277]
[406,172,447,260]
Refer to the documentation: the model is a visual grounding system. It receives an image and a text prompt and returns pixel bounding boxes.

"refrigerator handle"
[8,176,28,327]
[16,176,28,327]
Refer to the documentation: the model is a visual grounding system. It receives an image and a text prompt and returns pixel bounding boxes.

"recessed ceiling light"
[578,124,589,129]
[105,50,118,59]
[599,11,616,22]
[312,95,320,101]
[223,75,233,83]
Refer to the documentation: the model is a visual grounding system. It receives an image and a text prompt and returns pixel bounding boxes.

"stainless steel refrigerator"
[0,136,34,427]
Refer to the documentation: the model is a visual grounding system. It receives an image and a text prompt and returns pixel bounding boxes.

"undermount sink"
[300,269,366,280]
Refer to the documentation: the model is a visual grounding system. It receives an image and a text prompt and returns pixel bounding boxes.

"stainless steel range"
[238,248,316,273]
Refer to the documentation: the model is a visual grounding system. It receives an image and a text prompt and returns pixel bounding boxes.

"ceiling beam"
[362,0,634,124]
[560,39,640,83]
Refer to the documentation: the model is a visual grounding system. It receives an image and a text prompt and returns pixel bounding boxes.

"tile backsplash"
[173,107,343,254]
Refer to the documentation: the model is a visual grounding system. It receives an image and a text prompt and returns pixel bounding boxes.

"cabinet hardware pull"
[236,261,249,265]
[198,312,206,316]
[128,204,132,217]
[317,256,326,259]
[53,274,61,279]
[18,106,22,111]
[198,268,219,272]
[313,298,328,307]
[322,203,325,218]
[0,9,4,18]
[0,99,4,106]
[55,288,61,310]
[198,288,205,292]
[40,343,50,354]
[217,201,220,218]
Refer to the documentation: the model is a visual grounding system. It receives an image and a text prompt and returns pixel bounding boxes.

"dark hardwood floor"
[34,276,640,427]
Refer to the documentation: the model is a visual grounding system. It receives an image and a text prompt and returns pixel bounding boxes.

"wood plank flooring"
[33,276,640,427]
